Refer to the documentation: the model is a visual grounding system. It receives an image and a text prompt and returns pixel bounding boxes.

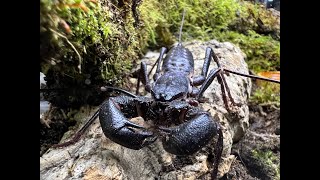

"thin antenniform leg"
[147,47,167,77]
[101,86,137,98]
[136,62,152,94]
[212,127,223,180]
[219,73,240,106]
[140,62,152,92]
[209,47,239,106]
[202,47,279,109]
[224,69,280,84]
[52,109,100,148]
[208,46,280,84]
[151,47,167,80]
[195,47,248,110]
[217,75,231,112]
[210,48,221,67]
[135,47,166,94]
[52,86,138,148]
[206,47,248,108]
[210,47,280,106]
[136,74,141,95]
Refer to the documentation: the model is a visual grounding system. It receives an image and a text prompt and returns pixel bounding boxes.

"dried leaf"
[257,71,280,81]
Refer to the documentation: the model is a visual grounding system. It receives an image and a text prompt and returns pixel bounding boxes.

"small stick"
[49,28,82,74]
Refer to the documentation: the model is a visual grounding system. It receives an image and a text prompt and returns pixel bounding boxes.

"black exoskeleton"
[53,9,280,180]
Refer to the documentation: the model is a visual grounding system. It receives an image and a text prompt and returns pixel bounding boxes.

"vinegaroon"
[53,9,280,179]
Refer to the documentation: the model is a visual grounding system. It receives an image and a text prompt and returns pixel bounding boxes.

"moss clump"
[41,0,148,78]
[139,0,280,72]
[214,30,280,72]
[252,149,280,180]
[138,0,280,104]
[250,81,280,105]
[40,0,150,107]
[139,0,242,47]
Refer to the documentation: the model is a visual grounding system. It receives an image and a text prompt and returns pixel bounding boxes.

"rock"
[40,40,252,179]
[40,100,51,129]
[231,105,280,180]
[232,130,280,180]
[40,72,46,101]
[40,72,46,87]
[40,72,51,128]
[40,101,50,114]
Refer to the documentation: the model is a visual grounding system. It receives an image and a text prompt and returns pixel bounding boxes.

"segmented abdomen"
[162,45,194,74]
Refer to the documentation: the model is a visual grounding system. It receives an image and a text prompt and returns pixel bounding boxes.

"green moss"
[40,0,280,106]
[40,0,148,107]
[252,149,280,180]
[138,0,280,73]
[140,0,280,73]
[138,0,280,104]
[139,0,242,45]
[214,30,280,72]
[40,0,139,83]
[251,81,280,105]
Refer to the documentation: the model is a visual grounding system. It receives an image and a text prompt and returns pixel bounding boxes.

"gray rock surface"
[40,40,252,180]
[40,72,51,127]
[40,72,46,101]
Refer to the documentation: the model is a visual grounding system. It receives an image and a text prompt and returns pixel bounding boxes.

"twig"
[259,102,280,110]
[49,28,82,74]
[248,130,280,139]
[258,105,267,117]
[40,116,51,128]
[60,109,68,119]
[259,102,280,107]
[235,149,247,169]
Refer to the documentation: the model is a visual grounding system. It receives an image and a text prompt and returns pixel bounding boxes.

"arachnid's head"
[151,72,191,101]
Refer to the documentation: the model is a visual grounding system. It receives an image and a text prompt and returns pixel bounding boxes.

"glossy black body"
[98,10,225,179]
[162,44,194,74]
[99,95,220,155]
[152,44,195,102]
[162,113,218,155]
[99,96,156,150]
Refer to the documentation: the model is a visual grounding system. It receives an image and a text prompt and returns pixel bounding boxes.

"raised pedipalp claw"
[161,112,220,155]
[99,97,157,150]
